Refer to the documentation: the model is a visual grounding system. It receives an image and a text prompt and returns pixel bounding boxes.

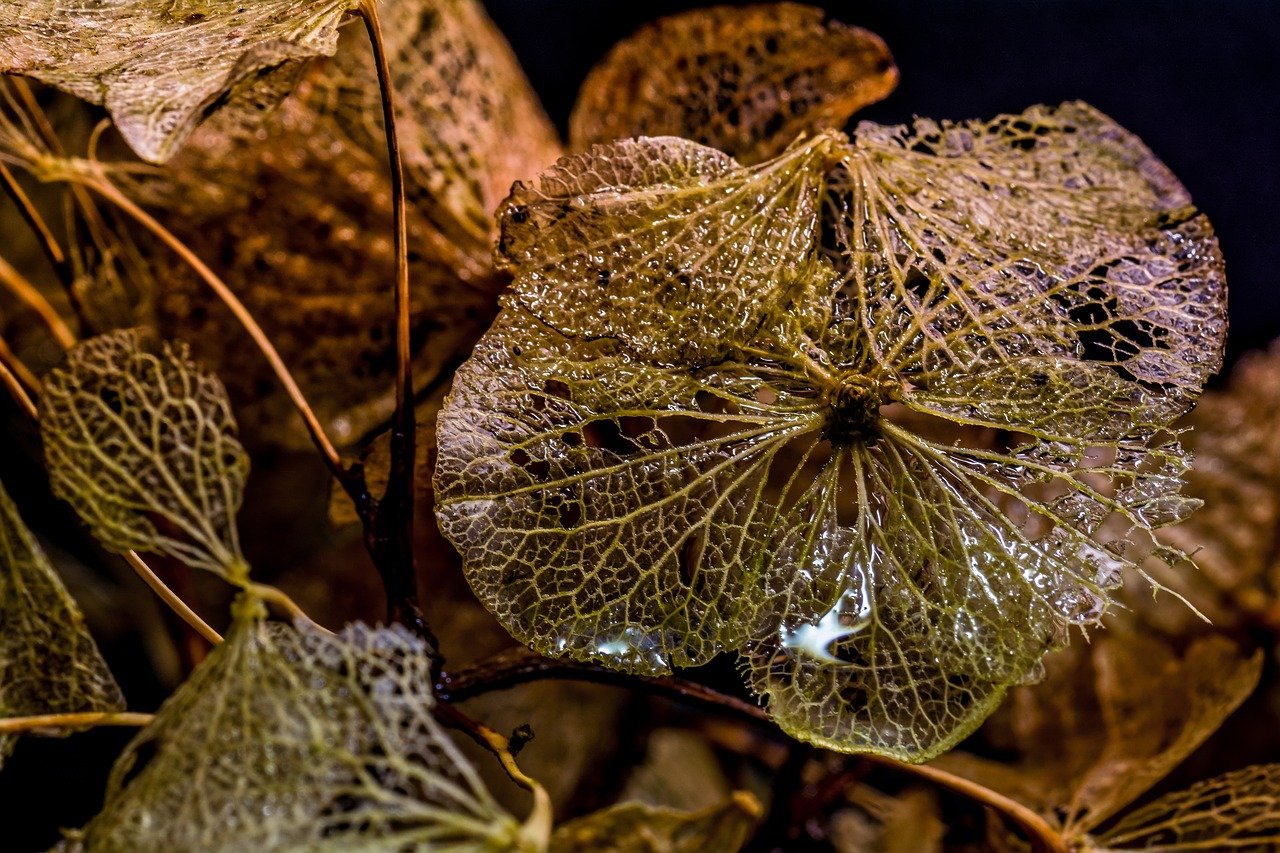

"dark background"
[487,0,1280,368]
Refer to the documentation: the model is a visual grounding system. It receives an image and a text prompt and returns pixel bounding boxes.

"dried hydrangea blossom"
[570,3,897,165]
[434,102,1226,760]
[40,329,250,580]
[0,479,124,766]
[0,0,356,162]
[68,607,536,850]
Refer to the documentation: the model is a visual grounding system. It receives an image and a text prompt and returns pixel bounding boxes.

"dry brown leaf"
[319,0,562,263]
[135,87,495,450]
[569,3,897,164]
[933,633,1262,836]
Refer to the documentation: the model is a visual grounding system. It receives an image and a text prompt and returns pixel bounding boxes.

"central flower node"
[824,372,884,445]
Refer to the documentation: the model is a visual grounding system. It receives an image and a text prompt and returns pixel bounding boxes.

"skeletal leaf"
[319,0,562,261]
[0,478,124,765]
[0,0,356,163]
[435,102,1226,759]
[570,3,897,164]
[932,634,1262,835]
[71,609,535,850]
[549,792,762,853]
[1095,764,1280,851]
[40,328,250,579]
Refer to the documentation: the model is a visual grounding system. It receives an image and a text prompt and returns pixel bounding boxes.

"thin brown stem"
[0,253,76,349]
[123,551,223,645]
[0,335,40,397]
[435,702,553,844]
[0,161,71,282]
[0,356,38,418]
[906,763,1068,853]
[247,582,330,634]
[81,176,346,480]
[440,648,768,725]
[0,711,153,735]
[357,0,429,643]
[442,649,1068,853]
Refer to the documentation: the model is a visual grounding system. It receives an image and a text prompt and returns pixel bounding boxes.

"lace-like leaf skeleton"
[434,101,1227,761]
[64,604,539,851]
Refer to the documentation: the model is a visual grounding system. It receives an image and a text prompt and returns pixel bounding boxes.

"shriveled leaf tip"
[0,0,357,162]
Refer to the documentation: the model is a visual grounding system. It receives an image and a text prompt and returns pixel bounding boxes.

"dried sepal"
[549,792,762,853]
[569,3,897,164]
[1095,764,1280,851]
[40,329,249,579]
[0,478,124,764]
[71,607,535,850]
[436,102,1226,760]
[318,0,562,260]
[0,0,357,162]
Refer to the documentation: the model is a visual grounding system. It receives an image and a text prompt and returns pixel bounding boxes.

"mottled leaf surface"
[40,329,249,578]
[0,478,124,765]
[550,792,762,853]
[436,102,1226,760]
[71,612,532,851]
[0,0,355,162]
[1096,764,1280,851]
[320,0,562,261]
[570,3,896,165]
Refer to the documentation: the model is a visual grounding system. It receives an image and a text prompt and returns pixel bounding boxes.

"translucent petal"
[497,134,837,366]
[1098,764,1280,851]
[435,310,828,673]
